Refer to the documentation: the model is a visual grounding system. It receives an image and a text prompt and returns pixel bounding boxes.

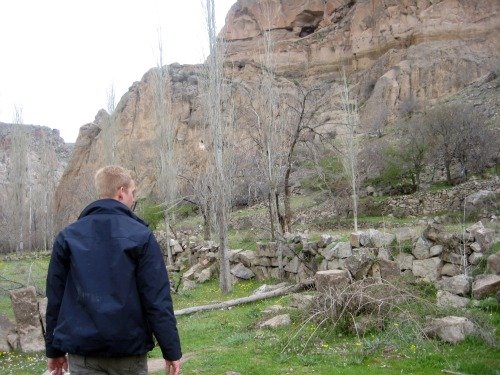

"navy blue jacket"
[45,199,181,361]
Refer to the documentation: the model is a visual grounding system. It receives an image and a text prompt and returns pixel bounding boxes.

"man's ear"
[116,186,125,201]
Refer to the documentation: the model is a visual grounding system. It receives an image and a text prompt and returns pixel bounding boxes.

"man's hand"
[48,356,68,375]
[165,359,181,375]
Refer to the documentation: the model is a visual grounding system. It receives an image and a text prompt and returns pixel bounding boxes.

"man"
[45,165,181,375]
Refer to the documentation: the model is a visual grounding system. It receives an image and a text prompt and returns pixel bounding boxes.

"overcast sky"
[0,0,235,143]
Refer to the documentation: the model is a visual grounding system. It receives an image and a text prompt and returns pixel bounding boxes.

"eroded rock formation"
[54,0,499,227]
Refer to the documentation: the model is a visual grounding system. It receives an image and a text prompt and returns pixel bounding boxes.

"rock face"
[54,0,499,226]
[0,123,70,250]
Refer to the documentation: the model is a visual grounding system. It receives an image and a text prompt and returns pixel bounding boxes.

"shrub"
[137,200,164,229]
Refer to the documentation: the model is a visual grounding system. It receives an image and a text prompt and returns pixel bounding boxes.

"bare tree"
[281,81,330,232]
[203,0,232,293]
[424,104,498,184]
[380,119,429,192]
[8,106,29,253]
[103,83,117,164]
[38,130,59,251]
[338,73,360,232]
[153,34,178,266]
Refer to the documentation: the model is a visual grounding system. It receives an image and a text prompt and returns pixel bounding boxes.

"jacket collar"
[78,199,148,227]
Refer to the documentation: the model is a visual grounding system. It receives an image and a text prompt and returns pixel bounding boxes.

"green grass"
[228,229,262,251]
[154,282,499,374]
[357,215,419,227]
[429,180,454,191]
[0,254,50,320]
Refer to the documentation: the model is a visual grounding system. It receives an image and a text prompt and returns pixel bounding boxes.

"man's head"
[94,165,136,209]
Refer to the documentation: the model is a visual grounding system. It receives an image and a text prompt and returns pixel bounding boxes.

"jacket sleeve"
[136,233,182,361]
[45,233,69,358]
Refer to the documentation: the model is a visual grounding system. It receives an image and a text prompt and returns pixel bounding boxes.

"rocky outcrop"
[54,0,499,227]
[0,123,70,250]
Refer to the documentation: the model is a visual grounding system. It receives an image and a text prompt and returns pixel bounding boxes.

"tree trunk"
[283,168,292,233]
[203,205,211,241]
[267,191,276,241]
[164,210,174,266]
[175,279,315,316]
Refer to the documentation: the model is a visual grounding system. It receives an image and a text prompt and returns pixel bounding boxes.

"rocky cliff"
[54,0,499,227]
[0,122,71,250]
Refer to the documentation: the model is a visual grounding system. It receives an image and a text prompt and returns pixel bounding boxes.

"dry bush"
[283,277,497,358]
[310,278,415,336]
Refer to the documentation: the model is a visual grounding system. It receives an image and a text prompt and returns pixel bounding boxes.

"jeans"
[68,354,148,375]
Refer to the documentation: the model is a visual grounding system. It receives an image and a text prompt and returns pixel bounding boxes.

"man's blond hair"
[94,165,133,199]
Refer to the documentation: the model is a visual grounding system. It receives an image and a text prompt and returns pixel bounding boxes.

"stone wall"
[172,220,498,301]
[364,178,499,218]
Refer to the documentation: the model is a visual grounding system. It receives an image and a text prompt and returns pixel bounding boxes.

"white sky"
[0,0,235,143]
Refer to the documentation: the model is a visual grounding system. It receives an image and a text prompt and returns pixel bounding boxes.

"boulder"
[345,249,375,279]
[0,314,15,351]
[181,279,197,291]
[370,260,400,280]
[471,227,495,251]
[253,266,269,280]
[227,249,241,262]
[441,263,463,277]
[315,270,350,294]
[318,234,341,247]
[377,248,390,260]
[252,257,271,267]
[395,253,414,271]
[436,275,471,296]
[182,264,203,280]
[256,242,277,257]
[235,250,256,268]
[321,241,351,260]
[230,263,255,280]
[394,227,418,242]
[464,190,496,218]
[436,290,470,308]
[469,242,482,252]
[169,239,184,255]
[195,268,212,283]
[423,223,445,242]
[441,249,465,266]
[486,252,500,275]
[412,237,432,260]
[424,316,476,344]
[7,333,19,351]
[298,263,314,282]
[284,257,300,274]
[327,258,346,270]
[472,275,500,299]
[302,241,318,255]
[468,252,483,266]
[9,287,45,352]
[350,231,370,248]
[429,245,443,257]
[367,229,395,248]
[290,293,316,311]
[259,314,291,329]
[412,257,442,281]
[466,221,485,234]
